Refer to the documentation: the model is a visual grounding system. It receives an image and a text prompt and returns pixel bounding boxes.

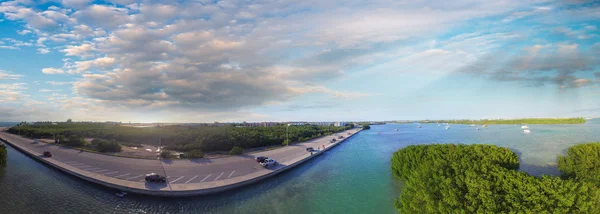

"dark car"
[43,151,52,157]
[145,173,166,183]
[338,136,344,139]
[306,147,315,152]
[255,156,269,163]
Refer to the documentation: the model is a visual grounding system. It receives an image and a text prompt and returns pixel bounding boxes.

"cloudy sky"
[0,0,599,122]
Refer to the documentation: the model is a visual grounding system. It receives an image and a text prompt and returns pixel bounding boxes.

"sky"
[0,0,599,123]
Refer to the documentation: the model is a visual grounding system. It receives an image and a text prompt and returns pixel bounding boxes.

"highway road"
[0,128,360,184]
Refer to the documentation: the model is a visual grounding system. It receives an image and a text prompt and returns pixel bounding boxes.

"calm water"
[2,120,600,214]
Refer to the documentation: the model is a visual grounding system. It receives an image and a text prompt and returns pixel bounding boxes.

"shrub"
[0,144,7,165]
[282,139,290,146]
[362,125,371,130]
[92,139,122,153]
[229,146,243,155]
[391,144,600,213]
[185,149,205,158]
[64,136,86,147]
[558,142,600,184]
[160,150,173,159]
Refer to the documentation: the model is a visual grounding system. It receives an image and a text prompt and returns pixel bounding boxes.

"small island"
[391,143,600,213]
[419,117,585,125]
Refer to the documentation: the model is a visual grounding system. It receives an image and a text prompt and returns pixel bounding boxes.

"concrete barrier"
[0,129,362,197]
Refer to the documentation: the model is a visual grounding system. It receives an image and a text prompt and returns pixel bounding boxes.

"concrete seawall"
[0,129,362,197]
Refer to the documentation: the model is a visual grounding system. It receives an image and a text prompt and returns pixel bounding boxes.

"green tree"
[160,150,173,159]
[558,142,600,184]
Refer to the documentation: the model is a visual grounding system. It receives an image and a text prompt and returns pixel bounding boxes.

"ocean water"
[1,120,600,214]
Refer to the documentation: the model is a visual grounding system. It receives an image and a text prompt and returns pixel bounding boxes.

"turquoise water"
[2,120,600,214]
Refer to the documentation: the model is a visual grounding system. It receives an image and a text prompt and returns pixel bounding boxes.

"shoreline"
[0,128,362,197]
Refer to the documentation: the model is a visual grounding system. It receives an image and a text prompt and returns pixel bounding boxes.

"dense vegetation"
[362,124,371,130]
[0,144,6,165]
[7,122,353,153]
[421,118,585,125]
[558,143,600,184]
[184,149,205,158]
[90,139,122,153]
[391,144,600,213]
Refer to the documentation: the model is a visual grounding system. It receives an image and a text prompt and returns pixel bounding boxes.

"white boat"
[445,126,450,130]
[394,128,398,131]
[482,124,487,128]
[476,127,480,130]
[521,125,529,129]
[417,125,421,128]
[469,124,476,127]
[523,129,531,133]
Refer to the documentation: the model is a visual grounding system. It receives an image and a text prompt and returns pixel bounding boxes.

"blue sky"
[0,0,599,123]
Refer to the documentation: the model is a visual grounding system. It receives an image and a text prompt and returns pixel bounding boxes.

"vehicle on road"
[260,158,278,167]
[306,147,315,152]
[33,139,39,144]
[43,151,52,157]
[338,136,344,139]
[145,173,167,183]
[255,156,268,163]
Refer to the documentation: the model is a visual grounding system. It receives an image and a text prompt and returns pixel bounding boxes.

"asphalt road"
[0,128,359,184]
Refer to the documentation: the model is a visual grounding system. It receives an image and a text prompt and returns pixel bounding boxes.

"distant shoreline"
[413,117,586,125]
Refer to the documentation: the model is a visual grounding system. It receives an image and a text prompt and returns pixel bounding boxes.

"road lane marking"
[64,161,79,164]
[93,169,110,173]
[115,173,130,178]
[86,167,101,171]
[200,174,212,182]
[214,172,224,181]
[70,163,86,166]
[170,176,184,184]
[126,175,143,180]
[227,171,235,179]
[185,175,198,184]
[104,171,119,175]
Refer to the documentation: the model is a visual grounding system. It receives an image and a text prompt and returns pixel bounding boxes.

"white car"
[33,139,39,144]
[260,158,278,167]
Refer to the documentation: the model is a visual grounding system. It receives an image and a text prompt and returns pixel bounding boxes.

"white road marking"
[184,175,198,184]
[86,167,101,171]
[93,169,110,173]
[104,171,119,175]
[214,172,224,181]
[78,165,94,169]
[126,175,144,180]
[200,174,212,182]
[115,173,130,178]
[70,163,86,166]
[227,171,235,179]
[64,161,79,164]
[170,176,184,184]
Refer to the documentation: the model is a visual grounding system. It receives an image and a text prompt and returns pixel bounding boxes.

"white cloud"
[37,47,50,54]
[46,81,72,86]
[62,0,92,9]
[42,67,65,74]
[0,70,23,80]
[62,43,95,57]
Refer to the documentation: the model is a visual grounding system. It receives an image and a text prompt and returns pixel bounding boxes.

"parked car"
[306,147,315,152]
[145,173,167,183]
[260,158,278,167]
[338,136,344,139]
[33,139,39,144]
[255,156,268,163]
[43,151,52,157]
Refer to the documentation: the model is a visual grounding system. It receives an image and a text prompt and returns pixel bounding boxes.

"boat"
[417,125,421,128]
[116,192,128,198]
[394,128,398,131]
[476,127,480,130]
[482,124,487,128]
[469,124,476,127]
[445,126,450,130]
[523,129,531,133]
[376,132,380,135]
[521,125,529,129]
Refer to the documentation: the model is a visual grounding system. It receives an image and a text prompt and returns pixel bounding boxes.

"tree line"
[391,144,600,213]
[7,122,353,153]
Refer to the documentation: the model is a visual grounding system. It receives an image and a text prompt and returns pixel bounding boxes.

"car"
[255,156,268,163]
[306,147,315,152]
[145,173,167,183]
[338,136,344,139]
[33,139,39,144]
[43,151,52,157]
[260,158,278,167]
